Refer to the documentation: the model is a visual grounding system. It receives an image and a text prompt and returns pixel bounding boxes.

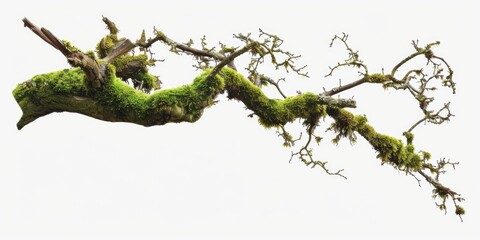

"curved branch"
[390,41,440,77]
[13,67,355,130]
[15,18,462,220]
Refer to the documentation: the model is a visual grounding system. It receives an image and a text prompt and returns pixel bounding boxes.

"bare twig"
[137,28,225,59]
[323,77,368,96]
[209,42,257,78]
[290,124,346,179]
[326,33,368,77]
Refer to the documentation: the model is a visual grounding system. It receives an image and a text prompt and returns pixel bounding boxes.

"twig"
[209,43,257,78]
[323,77,368,96]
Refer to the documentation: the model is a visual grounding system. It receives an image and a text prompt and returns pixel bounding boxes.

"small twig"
[409,172,422,187]
[326,33,368,77]
[323,77,368,96]
[137,28,225,61]
[408,117,427,133]
[209,42,257,78]
[291,124,346,179]
[260,76,287,98]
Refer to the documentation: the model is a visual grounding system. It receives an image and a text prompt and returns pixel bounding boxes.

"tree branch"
[137,29,225,60]
[326,107,464,220]
[22,18,71,56]
[323,77,368,96]
[15,18,462,220]
[209,42,257,78]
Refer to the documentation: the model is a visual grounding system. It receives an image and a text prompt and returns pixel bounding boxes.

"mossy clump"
[96,34,118,58]
[111,55,150,72]
[112,54,160,92]
[132,71,160,92]
[61,40,82,53]
[421,151,431,160]
[367,73,390,83]
[13,68,86,103]
[12,68,91,129]
[92,68,225,125]
[403,131,414,144]
[95,76,150,120]
[148,70,225,122]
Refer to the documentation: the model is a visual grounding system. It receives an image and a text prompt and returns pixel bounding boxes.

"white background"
[0,0,478,239]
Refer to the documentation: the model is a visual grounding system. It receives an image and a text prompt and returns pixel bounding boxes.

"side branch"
[137,30,225,60]
[326,107,464,219]
[209,42,258,78]
[23,18,71,57]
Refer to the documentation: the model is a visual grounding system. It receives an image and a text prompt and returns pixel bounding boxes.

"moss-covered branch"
[14,17,463,220]
[13,66,338,130]
[326,107,464,220]
[326,107,424,171]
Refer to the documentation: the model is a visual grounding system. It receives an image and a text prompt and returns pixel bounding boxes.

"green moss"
[12,68,91,129]
[133,71,160,92]
[12,66,336,133]
[327,107,424,171]
[96,34,118,58]
[95,77,149,119]
[112,54,150,72]
[220,68,326,128]
[111,54,160,92]
[422,151,431,160]
[13,68,86,101]
[102,17,119,34]
[367,73,389,83]
[282,93,326,120]
[61,40,82,52]
[13,65,426,172]
[89,68,225,124]
[86,50,96,60]
[403,131,414,144]
[146,70,224,123]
